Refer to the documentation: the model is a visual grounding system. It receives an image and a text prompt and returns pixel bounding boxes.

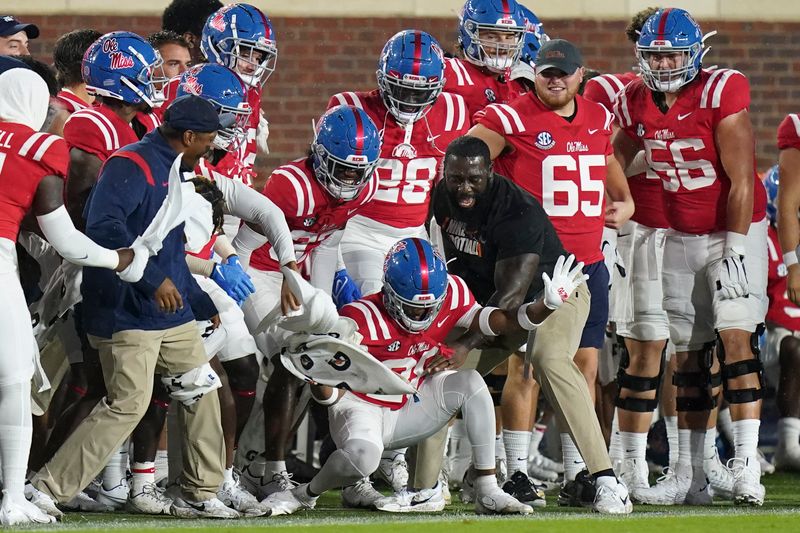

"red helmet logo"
[181,74,203,95]
[109,52,135,70]
[209,12,227,32]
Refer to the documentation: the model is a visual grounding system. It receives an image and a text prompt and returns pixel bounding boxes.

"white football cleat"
[218,472,269,517]
[459,468,476,504]
[240,461,297,500]
[0,491,56,525]
[757,449,775,475]
[705,448,735,500]
[24,483,62,519]
[128,482,172,515]
[170,496,240,519]
[262,484,317,516]
[635,464,711,506]
[729,457,765,506]
[96,477,129,510]
[341,478,383,509]
[528,453,561,482]
[375,483,446,513]
[618,458,650,502]
[475,486,533,515]
[592,478,633,515]
[376,454,409,493]
[61,491,111,513]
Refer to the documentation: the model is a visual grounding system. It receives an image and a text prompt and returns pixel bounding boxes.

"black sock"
[592,468,616,481]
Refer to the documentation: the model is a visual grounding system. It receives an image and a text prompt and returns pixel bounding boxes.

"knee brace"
[717,324,766,404]
[614,340,666,413]
[483,374,506,406]
[673,341,719,411]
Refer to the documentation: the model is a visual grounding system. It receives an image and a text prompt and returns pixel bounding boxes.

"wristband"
[478,307,499,336]
[724,231,747,257]
[517,303,540,331]
[784,250,799,267]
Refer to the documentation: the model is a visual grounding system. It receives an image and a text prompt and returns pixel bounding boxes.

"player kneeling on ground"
[262,237,619,516]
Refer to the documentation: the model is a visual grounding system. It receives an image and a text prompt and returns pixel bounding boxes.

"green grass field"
[20,472,800,533]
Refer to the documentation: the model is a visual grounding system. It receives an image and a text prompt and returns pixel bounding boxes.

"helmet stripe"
[412,238,429,291]
[254,6,272,40]
[501,0,511,16]
[412,30,422,76]
[656,8,673,41]
[352,108,364,155]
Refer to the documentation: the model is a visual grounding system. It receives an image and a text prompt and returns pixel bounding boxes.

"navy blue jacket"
[81,129,217,338]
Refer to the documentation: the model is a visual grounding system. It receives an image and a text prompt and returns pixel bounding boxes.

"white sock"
[264,460,286,476]
[0,381,32,496]
[678,429,705,468]
[778,417,800,452]
[131,461,155,493]
[494,434,505,460]
[717,407,734,443]
[154,449,169,483]
[503,430,531,475]
[529,423,546,457]
[732,419,760,460]
[223,466,235,484]
[620,431,648,462]
[474,474,497,494]
[664,416,679,468]
[103,442,130,489]
[561,433,585,481]
[703,428,718,463]
[608,414,623,463]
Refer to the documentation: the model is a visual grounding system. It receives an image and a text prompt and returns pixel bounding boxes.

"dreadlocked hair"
[189,176,225,234]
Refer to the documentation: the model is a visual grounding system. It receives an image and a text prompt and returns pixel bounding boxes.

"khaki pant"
[32,322,224,502]
[408,282,612,487]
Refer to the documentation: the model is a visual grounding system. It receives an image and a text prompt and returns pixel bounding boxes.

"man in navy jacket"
[31,96,239,519]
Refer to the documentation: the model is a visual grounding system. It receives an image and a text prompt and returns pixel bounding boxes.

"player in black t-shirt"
[427,136,631,514]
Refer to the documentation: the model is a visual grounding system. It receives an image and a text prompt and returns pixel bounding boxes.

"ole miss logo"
[209,12,227,32]
[109,52,135,70]
[102,38,119,54]
[182,74,203,96]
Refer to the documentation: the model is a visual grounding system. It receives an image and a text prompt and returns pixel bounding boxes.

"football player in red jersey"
[444,0,533,124]
[53,29,102,114]
[613,8,768,506]
[200,3,276,190]
[777,113,800,305]
[762,166,800,472]
[235,105,383,502]
[0,58,133,525]
[261,238,592,517]
[469,38,634,489]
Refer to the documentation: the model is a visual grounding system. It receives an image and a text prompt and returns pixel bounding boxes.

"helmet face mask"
[382,238,449,334]
[376,30,446,125]
[312,143,379,201]
[458,0,526,73]
[636,8,708,93]
[224,37,277,87]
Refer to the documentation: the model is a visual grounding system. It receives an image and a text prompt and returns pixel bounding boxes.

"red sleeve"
[713,70,750,123]
[778,114,800,151]
[262,167,299,219]
[582,78,615,111]
[35,136,70,179]
[477,102,527,136]
[63,114,113,160]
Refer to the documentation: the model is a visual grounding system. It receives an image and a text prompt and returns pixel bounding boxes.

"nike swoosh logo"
[347,208,359,215]
[588,129,598,134]
[427,134,441,143]
[411,495,433,506]
[436,317,448,328]
[71,254,89,260]
[678,112,693,120]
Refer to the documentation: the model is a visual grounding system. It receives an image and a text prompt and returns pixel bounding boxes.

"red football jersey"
[0,124,69,241]
[615,69,766,235]
[63,104,142,162]
[249,157,378,272]
[55,89,89,114]
[583,72,668,229]
[327,90,469,228]
[478,93,614,265]
[777,113,800,151]
[766,224,800,331]
[340,275,478,409]
[443,57,528,125]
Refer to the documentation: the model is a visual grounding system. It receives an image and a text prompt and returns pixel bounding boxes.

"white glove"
[256,112,269,155]
[716,254,749,299]
[542,254,589,310]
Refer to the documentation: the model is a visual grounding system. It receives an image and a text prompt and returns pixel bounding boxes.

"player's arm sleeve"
[309,230,344,296]
[215,176,295,266]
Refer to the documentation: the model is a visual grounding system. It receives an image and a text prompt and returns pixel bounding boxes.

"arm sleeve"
[309,230,344,295]
[36,206,119,269]
[215,174,295,266]
[185,254,215,277]
[212,234,236,260]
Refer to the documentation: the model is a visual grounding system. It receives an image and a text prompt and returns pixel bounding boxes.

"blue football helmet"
[175,64,251,152]
[201,3,278,88]
[459,0,527,73]
[377,30,446,125]
[518,4,549,67]
[311,105,381,201]
[765,165,779,224]
[82,31,163,108]
[383,238,449,333]
[637,8,711,93]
